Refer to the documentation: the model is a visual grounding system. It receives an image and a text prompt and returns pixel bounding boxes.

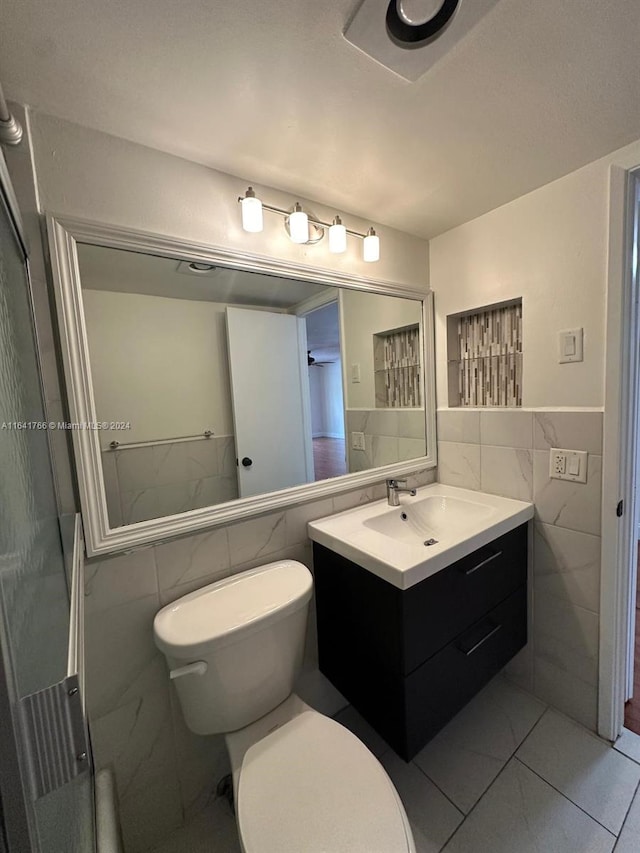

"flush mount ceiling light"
[238,188,381,262]
[176,261,218,277]
[344,0,500,82]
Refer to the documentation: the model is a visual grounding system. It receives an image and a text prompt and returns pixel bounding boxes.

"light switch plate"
[351,431,366,451]
[549,448,588,482]
[558,328,584,363]
[351,363,361,383]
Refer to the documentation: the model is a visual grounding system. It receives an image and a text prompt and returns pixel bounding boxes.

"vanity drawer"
[403,585,527,759]
[402,523,527,673]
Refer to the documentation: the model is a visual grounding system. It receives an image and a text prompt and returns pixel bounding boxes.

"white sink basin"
[308,483,533,589]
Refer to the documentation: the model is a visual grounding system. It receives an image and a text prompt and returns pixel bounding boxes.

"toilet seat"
[237,710,414,853]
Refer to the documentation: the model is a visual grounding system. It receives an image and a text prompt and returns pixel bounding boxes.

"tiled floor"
[151,676,640,853]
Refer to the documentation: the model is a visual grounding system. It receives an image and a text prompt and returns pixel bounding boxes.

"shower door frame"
[0,151,92,853]
[0,150,37,851]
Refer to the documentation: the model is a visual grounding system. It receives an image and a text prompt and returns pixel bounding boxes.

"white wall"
[431,138,640,409]
[83,290,233,444]
[323,362,346,438]
[340,289,423,409]
[308,362,345,439]
[29,111,429,292]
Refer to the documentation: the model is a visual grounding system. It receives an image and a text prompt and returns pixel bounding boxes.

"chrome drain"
[424,538,438,546]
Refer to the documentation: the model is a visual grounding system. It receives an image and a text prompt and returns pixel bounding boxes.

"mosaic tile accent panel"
[374,325,422,408]
[449,302,523,407]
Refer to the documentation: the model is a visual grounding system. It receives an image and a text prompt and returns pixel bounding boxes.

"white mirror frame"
[47,214,437,556]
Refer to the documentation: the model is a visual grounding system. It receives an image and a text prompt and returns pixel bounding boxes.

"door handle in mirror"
[241,457,253,468]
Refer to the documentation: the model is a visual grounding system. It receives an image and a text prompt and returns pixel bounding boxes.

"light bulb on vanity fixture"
[363,227,380,263]
[328,216,347,254]
[236,187,381,262]
[240,187,263,233]
[288,203,310,244]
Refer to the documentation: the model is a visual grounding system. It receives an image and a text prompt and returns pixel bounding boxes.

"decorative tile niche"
[447,300,523,407]
[374,324,422,408]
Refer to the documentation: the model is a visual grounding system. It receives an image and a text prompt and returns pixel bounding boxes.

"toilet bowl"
[153,559,415,852]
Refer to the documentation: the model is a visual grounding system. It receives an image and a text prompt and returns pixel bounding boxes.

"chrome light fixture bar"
[238,187,380,262]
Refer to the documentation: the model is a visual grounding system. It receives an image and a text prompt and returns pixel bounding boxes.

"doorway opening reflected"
[305,301,347,480]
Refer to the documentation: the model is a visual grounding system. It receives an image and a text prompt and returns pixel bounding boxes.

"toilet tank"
[153,560,313,735]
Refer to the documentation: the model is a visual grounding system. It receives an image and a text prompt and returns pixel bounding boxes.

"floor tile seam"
[439,754,519,850]
[533,705,638,751]
[512,756,619,838]
[413,697,548,817]
[512,703,551,751]
[435,812,466,853]
[611,778,640,851]
[410,758,466,817]
[614,740,640,767]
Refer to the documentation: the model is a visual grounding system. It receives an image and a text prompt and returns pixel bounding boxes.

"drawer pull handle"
[458,623,502,656]
[464,549,503,576]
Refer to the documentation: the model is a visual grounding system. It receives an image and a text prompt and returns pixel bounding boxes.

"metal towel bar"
[107,430,213,451]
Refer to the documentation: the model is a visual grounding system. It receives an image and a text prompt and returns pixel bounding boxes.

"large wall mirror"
[48,217,436,555]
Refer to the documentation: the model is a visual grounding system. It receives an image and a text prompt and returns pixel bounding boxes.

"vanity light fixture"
[238,187,380,262]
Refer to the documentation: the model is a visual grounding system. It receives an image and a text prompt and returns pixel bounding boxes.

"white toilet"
[153,559,416,853]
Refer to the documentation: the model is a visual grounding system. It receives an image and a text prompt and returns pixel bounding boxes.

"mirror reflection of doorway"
[305,302,347,480]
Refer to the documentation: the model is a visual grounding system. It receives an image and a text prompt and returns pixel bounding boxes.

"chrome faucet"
[386,478,417,507]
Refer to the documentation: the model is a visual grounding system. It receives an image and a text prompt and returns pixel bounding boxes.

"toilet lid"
[237,711,413,853]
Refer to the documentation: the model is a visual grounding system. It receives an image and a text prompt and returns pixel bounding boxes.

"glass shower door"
[0,158,95,852]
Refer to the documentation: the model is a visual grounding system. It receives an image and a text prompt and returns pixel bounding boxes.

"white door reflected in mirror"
[226,307,314,497]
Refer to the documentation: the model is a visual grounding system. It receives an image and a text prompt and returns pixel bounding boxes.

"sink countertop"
[307,483,534,590]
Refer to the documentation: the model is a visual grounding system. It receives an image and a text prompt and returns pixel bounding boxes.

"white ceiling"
[2,0,640,238]
[76,243,327,307]
[77,243,342,361]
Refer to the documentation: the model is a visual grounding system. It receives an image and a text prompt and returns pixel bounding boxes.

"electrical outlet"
[351,431,365,451]
[551,451,566,476]
[549,448,588,483]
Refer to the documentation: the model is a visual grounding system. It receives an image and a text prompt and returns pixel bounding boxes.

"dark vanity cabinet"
[313,523,528,761]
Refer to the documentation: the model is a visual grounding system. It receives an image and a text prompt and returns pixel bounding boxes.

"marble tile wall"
[345,409,426,473]
[437,408,603,731]
[101,435,238,527]
[84,467,437,852]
